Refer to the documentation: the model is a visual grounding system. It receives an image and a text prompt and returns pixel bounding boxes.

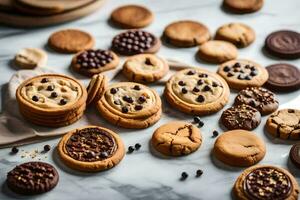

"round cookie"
[221,104,261,130]
[197,40,238,63]
[110,5,153,28]
[151,121,202,156]
[265,63,300,92]
[86,74,108,105]
[213,130,266,167]
[266,109,300,140]
[71,49,119,77]
[164,68,230,115]
[58,126,125,172]
[6,162,59,195]
[48,29,95,53]
[234,165,299,200]
[217,59,269,90]
[14,48,47,69]
[223,0,264,13]
[163,20,210,47]
[265,30,300,59]
[234,87,279,115]
[97,82,162,128]
[290,143,300,169]
[122,54,169,83]
[215,23,255,48]
[111,29,161,56]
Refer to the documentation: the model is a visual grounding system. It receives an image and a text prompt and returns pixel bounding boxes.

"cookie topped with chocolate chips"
[217,59,269,90]
[235,87,278,115]
[111,30,161,55]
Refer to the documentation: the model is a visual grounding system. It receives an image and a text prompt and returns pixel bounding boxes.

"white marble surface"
[0,0,300,199]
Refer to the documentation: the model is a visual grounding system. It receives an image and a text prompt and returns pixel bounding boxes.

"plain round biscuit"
[223,0,264,13]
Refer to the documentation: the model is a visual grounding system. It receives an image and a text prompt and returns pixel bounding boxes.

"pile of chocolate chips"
[76,49,113,69]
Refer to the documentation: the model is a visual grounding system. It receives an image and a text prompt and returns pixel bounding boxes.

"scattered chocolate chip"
[213,130,219,137]
[197,79,204,85]
[196,169,203,177]
[212,82,218,87]
[135,143,141,150]
[203,85,211,92]
[193,87,200,92]
[181,172,188,180]
[110,88,117,94]
[123,96,133,103]
[227,72,234,77]
[11,146,19,154]
[238,74,245,80]
[128,146,134,153]
[198,121,204,128]
[196,95,205,103]
[135,105,143,111]
[187,70,195,75]
[245,75,251,80]
[32,95,39,102]
[250,71,258,76]
[43,145,51,152]
[181,88,188,94]
[145,58,152,65]
[199,73,208,78]
[223,66,230,72]
[122,107,129,113]
[250,66,256,71]
[178,81,186,86]
[245,65,250,69]
[193,116,201,123]
[138,96,146,103]
[86,151,95,158]
[41,78,49,83]
[100,152,108,158]
[60,98,67,105]
[133,85,141,90]
[233,63,241,68]
[51,92,58,98]
[47,85,54,91]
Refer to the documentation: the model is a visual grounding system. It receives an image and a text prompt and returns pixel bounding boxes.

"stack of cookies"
[16,74,87,127]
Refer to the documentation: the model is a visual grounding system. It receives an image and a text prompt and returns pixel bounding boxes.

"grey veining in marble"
[0,0,300,199]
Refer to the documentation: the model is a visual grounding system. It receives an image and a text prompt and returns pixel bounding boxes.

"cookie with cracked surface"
[7,162,59,195]
[110,4,153,29]
[234,165,299,200]
[122,54,169,83]
[215,23,255,48]
[86,74,108,105]
[164,68,230,115]
[213,130,266,167]
[221,104,261,130]
[151,121,202,156]
[14,48,47,69]
[97,82,162,128]
[266,109,300,140]
[163,20,210,47]
[58,126,125,172]
[223,0,264,13]
[217,59,269,90]
[48,29,95,53]
[197,40,238,63]
[71,49,119,77]
[234,87,278,115]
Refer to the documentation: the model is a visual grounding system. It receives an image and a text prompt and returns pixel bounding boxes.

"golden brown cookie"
[110,4,153,28]
[217,59,269,90]
[163,20,210,47]
[86,74,108,105]
[197,40,238,63]
[213,130,266,167]
[234,165,299,200]
[14,48,47,69]
[215,23,255,48]
[151,121,202,156]
[48,29,95,53]
[164,68,230,115]
[223,0,264,13]
[122,54,169,83]
[58,126,125,172]
[97,82,162,128]
[266,109,300,140]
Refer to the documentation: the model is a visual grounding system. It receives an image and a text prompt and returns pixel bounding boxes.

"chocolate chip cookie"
[221,104,261,130]
[234,165,299,200]
[266,109,300,140]
[71,49,119,77]
[111,30,161,55]
[58,126,125,172]
[234,87,278,115]
[86,74,108,105]
[223,0,264,13]
[122,54,169,83]
[97,82,162,128]
[164,68,230,115]
[151,121,202,156]
[217,59,269,90]
[7,162,59,195]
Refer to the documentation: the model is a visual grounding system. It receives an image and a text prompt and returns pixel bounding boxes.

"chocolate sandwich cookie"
[265,30,300,59]
[58,126,125,172]
[7,162,59,195]
[266,109,300,140]
[71,49,119,77]
[265,63,300,92]
[234,165,299,200]
[290,143,300,169]
[86,74,108,105]
[111,30,161,55]
[234,87,278,115]
[223,0,264,13]
[221,104,261,130]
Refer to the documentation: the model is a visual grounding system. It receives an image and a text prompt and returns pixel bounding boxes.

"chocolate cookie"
[71,49,119,77]
[163,20,210,47]
[151,121,202,156]
[234,87,279,115]
[221,104,261,130]
[266,109,300,140]
[217,59,269,90]
[223,0,264,13]
[265,63,300,92]
[58,126,125,172]
[111,30,161,55]
[234,165,299,200]
[265,30,300,59]
[290,143,300,169]
[6,162,59,195]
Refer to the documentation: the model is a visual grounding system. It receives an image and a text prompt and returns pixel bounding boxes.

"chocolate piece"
[44,145,51,152]
[133,85,141,90]
[193,87,200,92]
[60,98,67,105]
[138,96,146,103]
[41,78,49,83]
[47,85,54,91]
[76,49,113,69]
[187,70,195,75]
[178,81,186,86]
[213,130,219,137]
[66,127,117,162]
[123,96,133,103]
[197,79,204,85]
[199,73,208,78]
[196,169,203,177]
[134,105,143,111]
[223,66,230,72]
[6,162,59,195]
[290,143,300,169]
[193,116,201,123]
[203,85,211,91]
[196,95,205,103]
[128,146,134,153]
[181,172,188,180]
[11,146,19,154]
[198,121,204,127]
[135,143,141,150]
[32,95,38,102]
[51,92,58,98]
[110,88,117,94]
[122,107,129,113]
[181,88,188,94]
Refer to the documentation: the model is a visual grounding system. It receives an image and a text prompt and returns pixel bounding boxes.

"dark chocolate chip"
[193,87,200,92]
[197,79,204,85]
[198,121,204,127]
[133,85,141,90]
[203,85,211,91]
[187,70,195,75]
[178,81,186,86]
[128,146,134,153]
[199,73,208,78]
[250,71,258,76]
[223,66,230,72]
[41,78,49,83]
[196,95,205,103]
[181,172,188,180]
[196,169,203,177]
[47,85,54,91]
[212,82,218,87]
[122,107,129,113]
[233,63,241,68]
[43,145,51,152]
[245,75,251,80]
[60,99,67,105]
[100,152,108,158]
[227,72,234,77]
[193,116,201,123]
[139,96,146,103]
[123,96,133,103]
[181,88,188,94]
[135,143,141,150]
[213,130,219,137]
[51,92,58,98]
[145,58,152,65]
[32,96,39,102]
[110,88,117,94]
[11,146,19,154]
[135,105,143,111]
